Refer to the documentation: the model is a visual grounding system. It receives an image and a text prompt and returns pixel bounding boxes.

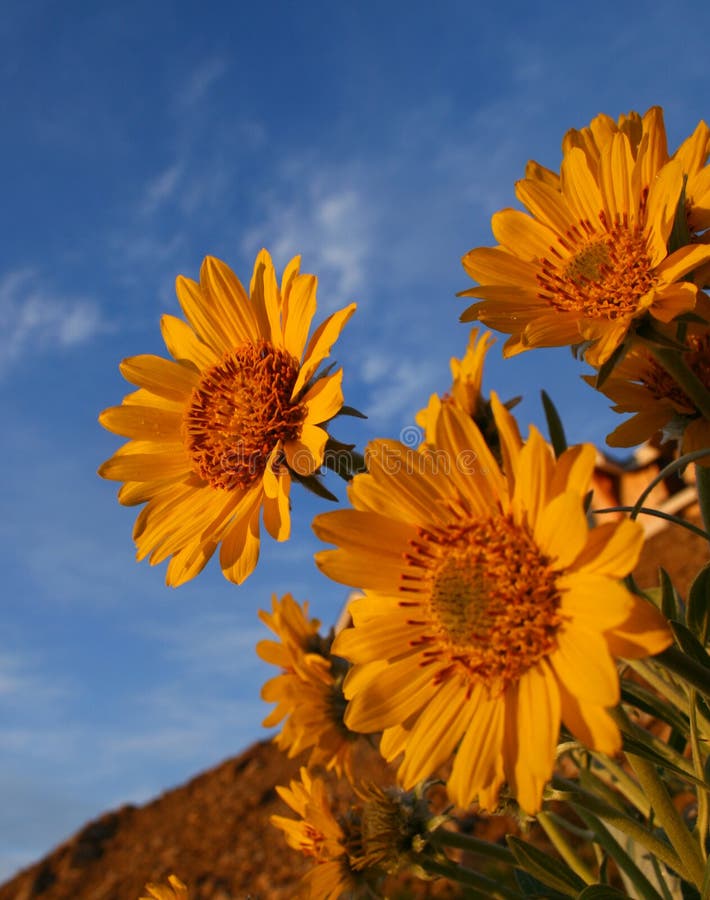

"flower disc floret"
[425,516,561,690]
[184,341,305,491]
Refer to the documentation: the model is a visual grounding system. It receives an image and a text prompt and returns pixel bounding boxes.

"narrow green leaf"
[578,886,629,899]
[595,341,628,389]
[514,868,570,899]
[541,391,568,457]
[667,176,690,254]
[621,734,706,788]
[687,562,710,645]
[621,681,689,736]
[507,836,585,897]
[659,568,682,621]
[670,620,710,669]
[572,808,666,900]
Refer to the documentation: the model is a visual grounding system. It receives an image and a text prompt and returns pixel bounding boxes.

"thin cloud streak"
[0,269,107,376]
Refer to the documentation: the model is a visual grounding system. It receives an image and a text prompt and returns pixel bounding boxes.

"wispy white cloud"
[242,172,374,306]
[0,268,107,375]
[359,350,441,427]
[176,57,229,109]
[0,652,69,705]
[140,162,185,216]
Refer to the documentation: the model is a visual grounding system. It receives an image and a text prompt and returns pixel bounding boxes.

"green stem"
[623,449,710,521]
[650,346,710,421]
[420,857,521,898]
[610,707,706,889]
[695,463,710,542]
[537,811,595,885]
[592,505,710,542]
[429,827,516,864]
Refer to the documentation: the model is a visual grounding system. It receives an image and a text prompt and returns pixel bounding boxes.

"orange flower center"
[538,221,657,319]
[183,340,306,490]
[411,516,561,693]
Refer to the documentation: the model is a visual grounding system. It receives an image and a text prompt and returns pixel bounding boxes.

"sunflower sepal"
[289,469,339,502]
[336,404,368,419]
[321,437,367,481]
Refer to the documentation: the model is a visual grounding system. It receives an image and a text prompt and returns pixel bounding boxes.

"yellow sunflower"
[258,594,357,779]
[313,398,672,814]
[461,108,710,366]
[416,328,496,445]
[140,875,188,900]
[99,250,355,586]
[586,325,710,463]
[272,768,370,899]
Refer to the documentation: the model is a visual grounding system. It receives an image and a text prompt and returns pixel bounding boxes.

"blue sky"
[2,0,710,880]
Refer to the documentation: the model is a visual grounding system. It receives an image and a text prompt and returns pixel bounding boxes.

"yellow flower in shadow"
[258,593,357,780]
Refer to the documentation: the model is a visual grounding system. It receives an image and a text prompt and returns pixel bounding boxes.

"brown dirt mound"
[0,740,466,900]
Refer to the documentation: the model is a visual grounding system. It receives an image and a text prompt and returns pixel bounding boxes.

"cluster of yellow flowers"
[103,107,710,899]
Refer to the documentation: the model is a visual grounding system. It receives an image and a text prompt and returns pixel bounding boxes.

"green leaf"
[622,734,706,788]
[667,176,690,255]
[541,391,568,457]
[659,568,682,621]
[578,886,629,899]
[594,340,629,389]
[670,620,710,669]
[572,808,668,900]
[514,868,572,899]
[687,562,710,645]
[507,836,586,897]
[635,322,689,352]
[621,680,689,736]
